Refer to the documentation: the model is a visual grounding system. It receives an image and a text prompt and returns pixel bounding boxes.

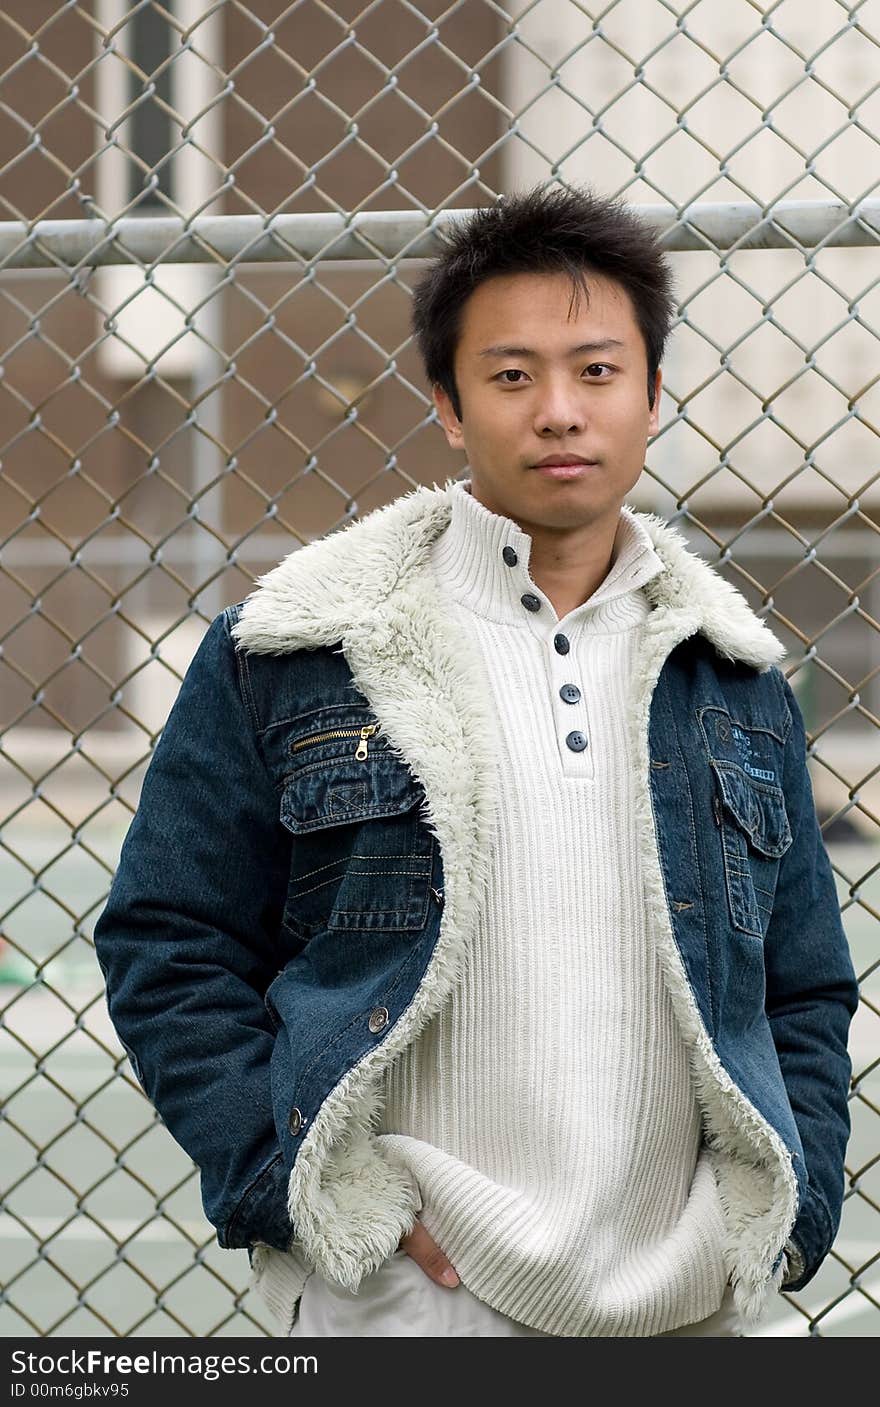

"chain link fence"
[0,0,877,1337]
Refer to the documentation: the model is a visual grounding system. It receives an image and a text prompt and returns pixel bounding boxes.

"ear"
[433,384,465,451]
[648,368,662,437]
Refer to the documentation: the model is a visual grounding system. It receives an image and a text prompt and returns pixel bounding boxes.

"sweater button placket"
[549,625,592,777]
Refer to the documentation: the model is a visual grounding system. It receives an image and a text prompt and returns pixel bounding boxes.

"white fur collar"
[231,478,786,671]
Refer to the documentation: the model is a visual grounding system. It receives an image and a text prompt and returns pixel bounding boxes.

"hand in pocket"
[397,1219,460,1288]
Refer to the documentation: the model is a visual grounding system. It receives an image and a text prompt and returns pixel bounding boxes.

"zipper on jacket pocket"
[290,723,381,762]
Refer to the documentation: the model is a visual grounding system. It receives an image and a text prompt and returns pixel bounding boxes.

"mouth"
[531,458,599,480]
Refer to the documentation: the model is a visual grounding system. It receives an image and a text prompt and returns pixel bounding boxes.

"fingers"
[398,1218,460,1288]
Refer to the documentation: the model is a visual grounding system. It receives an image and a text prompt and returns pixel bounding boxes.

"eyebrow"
[477,339,626,359]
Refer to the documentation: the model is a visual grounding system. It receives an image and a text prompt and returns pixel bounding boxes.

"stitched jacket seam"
[224,605,275,782]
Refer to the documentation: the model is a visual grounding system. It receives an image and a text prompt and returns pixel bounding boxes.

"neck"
[529,530,618,617]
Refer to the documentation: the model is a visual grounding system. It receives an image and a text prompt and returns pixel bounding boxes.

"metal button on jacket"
[520,592,541,613]
[502,545,518,566]
[554,633,570,654]
[368,1006,389,1034]
[566,731,588,752]
[288,1106,303,1136]
[560,683,581,704]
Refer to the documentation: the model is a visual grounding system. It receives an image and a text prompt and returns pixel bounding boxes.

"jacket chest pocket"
[698,705,792,941]
[711,760,792,939]
[278,725,434,938]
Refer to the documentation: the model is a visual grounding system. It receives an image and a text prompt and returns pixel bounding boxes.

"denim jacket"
[93,479,859,1328]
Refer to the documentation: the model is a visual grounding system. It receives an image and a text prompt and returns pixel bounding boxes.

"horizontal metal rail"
[3,526,880,569]
[1,199,880,271]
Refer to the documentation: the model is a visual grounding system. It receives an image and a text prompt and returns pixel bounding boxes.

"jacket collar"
[232,477,786,671]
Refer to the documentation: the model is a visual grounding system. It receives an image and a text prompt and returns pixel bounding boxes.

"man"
[93,185,859,1338]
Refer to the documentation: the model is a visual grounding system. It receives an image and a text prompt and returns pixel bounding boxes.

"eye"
[494,369,528,384]
[584,363,613,378]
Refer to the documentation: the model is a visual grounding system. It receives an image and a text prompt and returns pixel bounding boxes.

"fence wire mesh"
[0,0,878,1337]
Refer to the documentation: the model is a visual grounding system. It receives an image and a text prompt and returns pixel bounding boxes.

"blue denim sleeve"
[763,670,860,1291]
[93,608,295,1252]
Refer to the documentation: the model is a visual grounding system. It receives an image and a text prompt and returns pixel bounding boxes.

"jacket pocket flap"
[713,761,792,858]
[280,756,421,834]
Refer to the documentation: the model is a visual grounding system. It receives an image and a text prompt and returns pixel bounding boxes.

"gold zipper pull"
[355,724,377,761]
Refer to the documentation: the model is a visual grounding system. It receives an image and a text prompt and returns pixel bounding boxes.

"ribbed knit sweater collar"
[430,477,667,634]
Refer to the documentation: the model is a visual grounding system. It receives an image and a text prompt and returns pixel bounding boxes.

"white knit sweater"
[374,477,728,1336]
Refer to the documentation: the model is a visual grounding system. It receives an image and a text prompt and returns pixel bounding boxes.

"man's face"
[432,269,661,534]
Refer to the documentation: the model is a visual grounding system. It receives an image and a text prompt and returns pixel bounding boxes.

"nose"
[534,377,587,438]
